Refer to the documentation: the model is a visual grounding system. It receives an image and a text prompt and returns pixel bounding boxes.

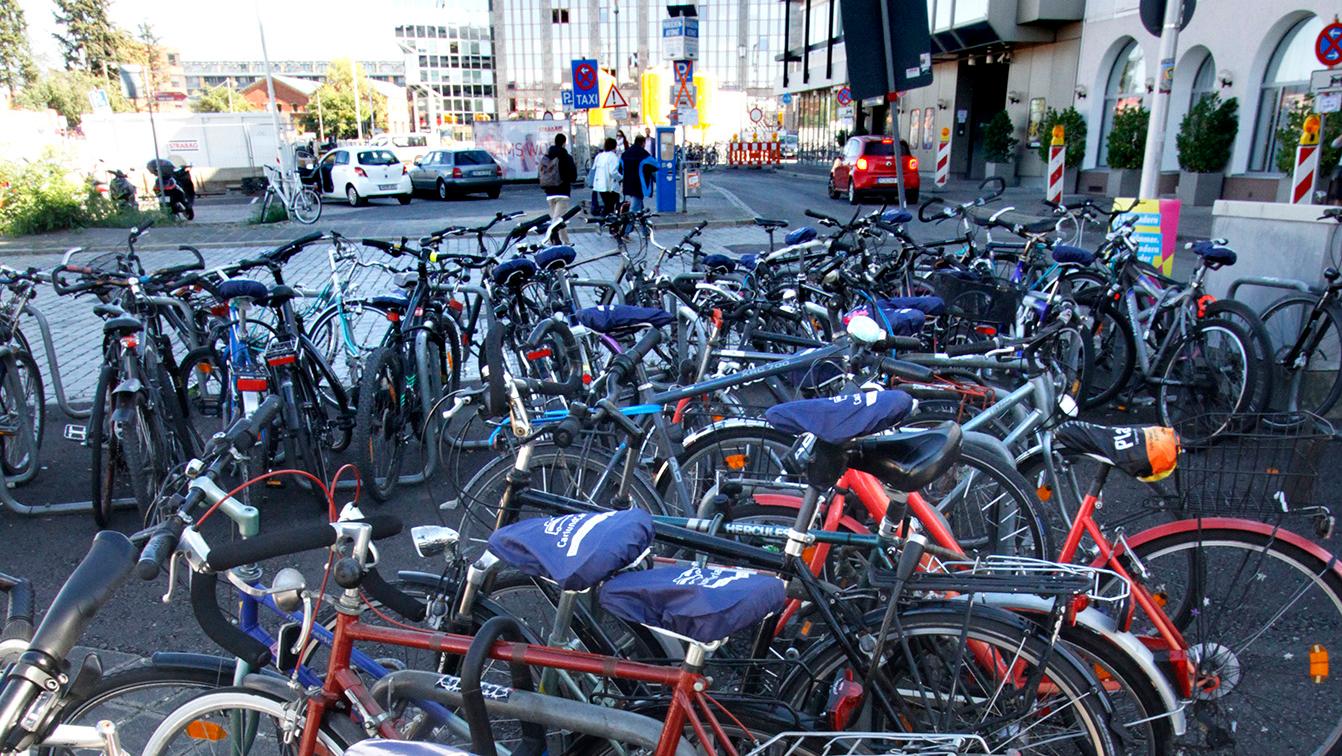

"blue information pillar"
[655,126,677,213]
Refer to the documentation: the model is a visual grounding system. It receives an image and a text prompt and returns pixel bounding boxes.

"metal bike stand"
[1226,276,1317,301]
[23,304,92,420]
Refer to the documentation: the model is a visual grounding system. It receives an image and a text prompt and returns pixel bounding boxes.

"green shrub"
[1105,105,1149,170]
[83,186,174,228]
[1034,106,1087,168]
[248,199,289,224]
[1176,94,1238,173]
[0,158,88,237]
[1275,99,1342,175]
[983,111,1019,163]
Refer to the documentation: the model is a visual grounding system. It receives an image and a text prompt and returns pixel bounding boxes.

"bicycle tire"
[1259,293,1342,419]
[120,393,162,525]
[0,348,45,480]
[142,687,350,756]
[1079,292,1137,409]
[307,301,392,393]
[778,605,1117,756]
[292,188,322,225]
[1156,318,1259,446]
[1122,524,1342,754]
[88,363,123,529]
[352,345,406,503]
[1205,298,1272,413]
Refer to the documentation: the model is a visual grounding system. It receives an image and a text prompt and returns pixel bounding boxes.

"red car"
[828,136,919,205]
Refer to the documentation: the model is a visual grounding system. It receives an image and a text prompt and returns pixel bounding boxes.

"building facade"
[395,1,497,132]
[182,60,404,96]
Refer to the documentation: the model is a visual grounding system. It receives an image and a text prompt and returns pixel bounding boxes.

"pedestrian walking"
[537,133,578,243]
[620,134,657,212]
[591,137,622,216]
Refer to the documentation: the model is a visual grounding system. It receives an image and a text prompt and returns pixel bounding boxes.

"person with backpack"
[538,133,579,243]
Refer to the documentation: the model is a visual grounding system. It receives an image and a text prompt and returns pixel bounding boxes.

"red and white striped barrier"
[1046,125,1065,205]
[1292,114,1322,205]
[935,128,950,188]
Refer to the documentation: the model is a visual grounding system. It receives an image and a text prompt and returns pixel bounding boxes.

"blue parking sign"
[571,59,600,110]
[561,88,574,109]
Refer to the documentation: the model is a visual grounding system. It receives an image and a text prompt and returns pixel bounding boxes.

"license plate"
[379,184,397,190]
[876,177,899,185]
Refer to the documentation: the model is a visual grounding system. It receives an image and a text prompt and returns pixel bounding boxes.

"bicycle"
[256,163,322,225]
[0,266,44,484]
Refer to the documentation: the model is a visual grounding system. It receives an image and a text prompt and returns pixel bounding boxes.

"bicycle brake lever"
[161,551,181,604]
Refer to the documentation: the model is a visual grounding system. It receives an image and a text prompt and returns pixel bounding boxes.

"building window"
[552,8,569,23]
[1250,16,1324,173]
[1098,39,1146,167]
[1190,54,1216,107]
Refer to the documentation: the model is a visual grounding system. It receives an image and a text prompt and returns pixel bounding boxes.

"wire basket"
[743,731,991,756]
[930,269,1022,329]
[1147,412,1336,519]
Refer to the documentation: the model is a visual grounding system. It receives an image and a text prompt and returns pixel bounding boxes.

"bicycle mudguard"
[109,377,144,422]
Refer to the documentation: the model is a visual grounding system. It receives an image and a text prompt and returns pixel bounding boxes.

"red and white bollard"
[935,127,950,188]
[1292,114,1322,205]
[1046,125,1066,205]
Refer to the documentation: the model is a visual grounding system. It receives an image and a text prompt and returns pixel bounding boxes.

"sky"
[17,0,427,66]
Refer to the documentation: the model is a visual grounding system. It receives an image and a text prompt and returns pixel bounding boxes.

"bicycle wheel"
[0,348,44,480]
[1157,319,1258,446]
[307,302,392,393]
[1259,293,1342,418]
[1122,524,1342,754]
[121,392,166,525]
[291,188,322,225]
[142,687,350,756]
[88,363,128,529]
[352,345,406,502]
[668,422,800,509]
[1077,294,1136,409]
[45,659,235,756]
[779,606,1116,755]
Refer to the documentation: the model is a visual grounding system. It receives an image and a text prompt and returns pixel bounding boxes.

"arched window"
[1250,16,1324,172]
[1190,54,1216,108]
[1098,40,1145,167]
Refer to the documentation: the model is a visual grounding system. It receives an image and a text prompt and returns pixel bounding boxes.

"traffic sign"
[1318,21,1342,67]
[749,107,763,123]
[673,59,694,83]
[836,86,852,106]
[571,59,600,109]
[781,93,793,105]
[602,82,628,109]
[671,82,696,109]
[561,88,574,109]
[1138,0,1195,36]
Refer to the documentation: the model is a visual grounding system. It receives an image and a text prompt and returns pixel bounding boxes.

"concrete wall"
[1204,201,1340,310]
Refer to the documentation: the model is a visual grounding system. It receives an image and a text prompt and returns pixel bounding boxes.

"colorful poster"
[472,120,568,179]
[922,109,934,149]
[1026,98,1046,148]
[908,108,922,151]
[1114,197,1182,276]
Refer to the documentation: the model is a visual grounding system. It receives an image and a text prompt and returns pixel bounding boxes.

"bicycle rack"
[1226,275,1317,302]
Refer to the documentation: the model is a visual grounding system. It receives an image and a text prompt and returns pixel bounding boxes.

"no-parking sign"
[571,59,599,109]
[1318,22,1342,68]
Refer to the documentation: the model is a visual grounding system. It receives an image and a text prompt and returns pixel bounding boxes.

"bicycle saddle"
[488,509,654,592]
[266,285,297,307]
[785,226,818,245]
[92,303,126,319]
[847,421,963,493]
[753,217,789,230]
[101,315,143,335]
[1052,245,1096,266]
[370,294,409,311]
[574,304,674,333]
[345,740,472,756]
[879,295,945,317]
[1054,421,1179,482]
[491,257,537,287]
[764,390,915,446]
[882,209,914,225]
[218,278,270,303]
[534,245,576,271]
[1189,240,1236,268]
[599,565,786,644]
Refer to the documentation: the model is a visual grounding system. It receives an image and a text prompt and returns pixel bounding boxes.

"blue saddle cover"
[370,293,409,310]
[1189,241,1236,266]
[765,390,914,444]
[881,209,913,224]
[219,278,270,303]
[535,245,576,270]
[487,509,654,592]
[785,226,818,245]
[702,253,736,273]
[599,565,786,643]
[492,257,537,286]
[575,304,674,333]
[1052,245,1096,265]
[880,295,945,316]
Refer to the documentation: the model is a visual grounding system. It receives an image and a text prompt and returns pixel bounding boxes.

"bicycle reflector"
[1312,644,1330,683]
[185,720,227,741]
[526,348,552,361]
[236,375,268,392]
[826,671,864,730]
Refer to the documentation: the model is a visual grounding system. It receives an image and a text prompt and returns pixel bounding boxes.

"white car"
[315,148,413,207]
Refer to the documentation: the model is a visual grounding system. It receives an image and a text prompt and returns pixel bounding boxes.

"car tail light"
[908,157,919,170]
[119,335,138,349]
[402,164,408,175]
[881,138,893,144]
[355,167,367,178]
[856,157,868,171]
[494,165,503,176]
[452,167,463,178]
[236,376,268,392]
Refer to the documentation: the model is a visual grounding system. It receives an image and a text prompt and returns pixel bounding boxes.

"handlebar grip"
[360,567,426,622]
[222,395,282,452]
[136,518,187,581]
[551,413,584,448]
[882,335,924,351]
[560,204,583,222]
[944,340,999,357]
[205,525,336,572]
[362,238,399,255]
[27,531,136,663]
[190,571,271,669]
[2,578,35,646]
[357,515,404,541]
[879,357,935,382]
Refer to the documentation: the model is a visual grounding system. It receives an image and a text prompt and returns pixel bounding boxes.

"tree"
[16,69,131,127]
[192,83,256,113]
[297,59,387,140]
[982,111,1019,164]
[1176,94,1239,173]
[0,0,37,94]
[1104,105,1149,170]
[52,0,120,80]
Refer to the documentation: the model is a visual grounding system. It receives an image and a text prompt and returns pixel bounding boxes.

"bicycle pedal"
[64,424,87,443]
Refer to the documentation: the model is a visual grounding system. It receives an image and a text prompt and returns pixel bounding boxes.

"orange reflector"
[724,453,747,470]
[385,311,400,322]
[1312,644,1329,683]
[975,325,998,336]
[799,620,813,637]
[185,720,227,741]
[1092,664,1114,683]
[1153,592,1168,608]
[119,335,138,349]
[1037,485,1053,502]
[195,362,213,375]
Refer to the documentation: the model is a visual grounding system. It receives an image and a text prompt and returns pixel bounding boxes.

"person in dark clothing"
[538,133,579,243]
[620,135,654,211]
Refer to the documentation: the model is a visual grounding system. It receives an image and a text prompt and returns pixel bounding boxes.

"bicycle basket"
[1147,412,1335,519]
[930,269,1022,328]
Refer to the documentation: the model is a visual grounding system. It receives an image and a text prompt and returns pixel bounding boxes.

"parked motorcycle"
[109,170,137,210]
[145,158,196,220]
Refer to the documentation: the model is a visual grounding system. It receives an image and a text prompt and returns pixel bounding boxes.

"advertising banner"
[1114,197,1181,276]
[472,119,568,180]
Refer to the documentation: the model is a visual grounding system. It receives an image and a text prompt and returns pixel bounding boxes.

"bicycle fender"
[1107,517,1342,582]
[970,593,1187,738]
[110,377,144,422]
[964,429,1013,468]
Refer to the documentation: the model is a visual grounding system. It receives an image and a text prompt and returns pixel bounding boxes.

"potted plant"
[1035,106,1087,192]
[1274,100,1342,203]
[1105,105,1148,197]
[1174,94,1238,206]
[982,110,1019,186]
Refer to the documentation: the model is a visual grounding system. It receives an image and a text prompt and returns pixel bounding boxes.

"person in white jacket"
[590,137,622,215]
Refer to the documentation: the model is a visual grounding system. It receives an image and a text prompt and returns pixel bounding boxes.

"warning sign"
[602,83,628,109]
